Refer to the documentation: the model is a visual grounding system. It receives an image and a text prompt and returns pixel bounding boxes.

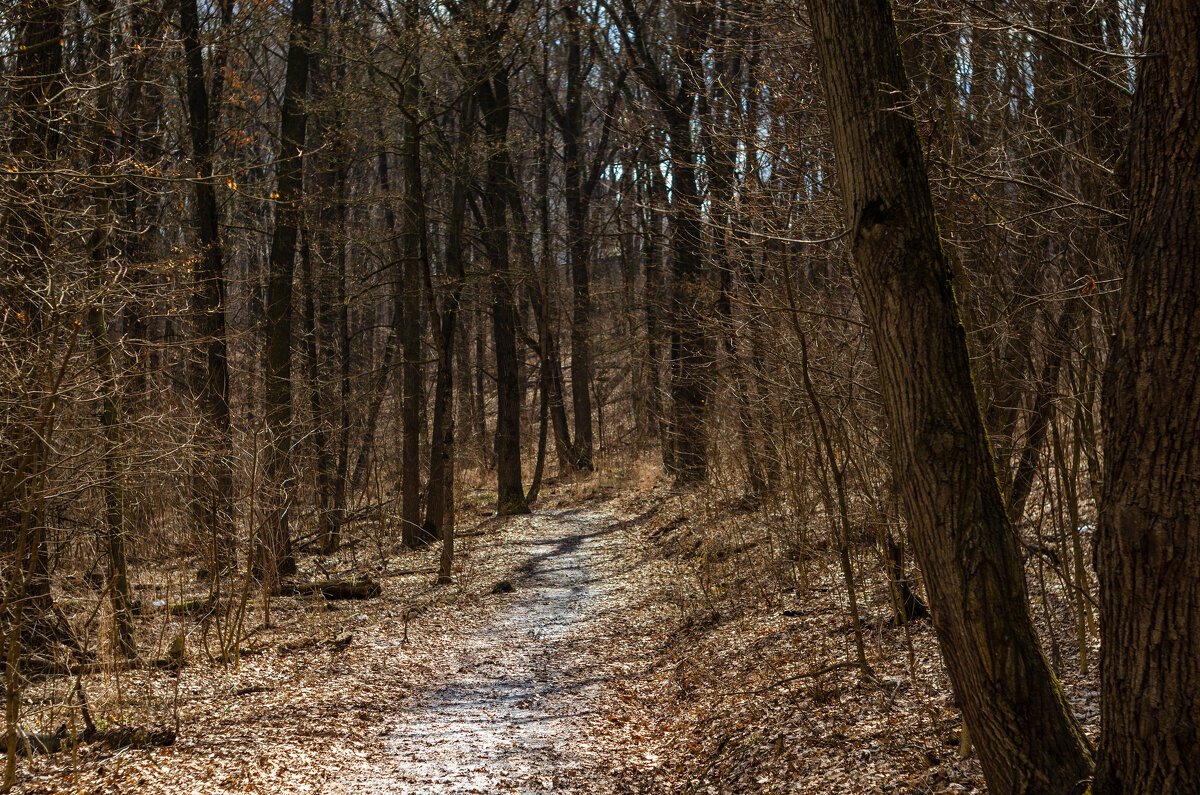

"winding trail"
[345,509,626,794]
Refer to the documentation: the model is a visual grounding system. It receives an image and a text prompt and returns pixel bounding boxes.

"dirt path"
[341,509,626,794]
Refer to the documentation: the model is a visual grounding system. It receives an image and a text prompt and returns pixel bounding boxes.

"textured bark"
[1095,4,1200,792]
[806,2,1095,793]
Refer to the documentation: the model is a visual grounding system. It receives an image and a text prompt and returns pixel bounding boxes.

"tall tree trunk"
[1095,4,1200,791]
[562,0,594,471]
[473,307,492,470]
[261,0,314,580]
[536,93,575,474]
[2,0,64,782]
[478,66,529,515]
[805,2,1095,793]
[664,111,709,484]
[703,49,766,500]
[83,0,136,661]
[399,0,430,547]
[644,145,668,460]
[308,3,350,555]
[423,93,474,546]
[619,0,711,481]
[181,0,236,572]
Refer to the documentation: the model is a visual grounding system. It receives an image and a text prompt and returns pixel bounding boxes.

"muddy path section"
[342,509,626,795]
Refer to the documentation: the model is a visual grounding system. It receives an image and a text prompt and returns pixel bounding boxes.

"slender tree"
[617,0,713,483]
[262,0,316,579]
[398,0,431,546]
[181,0,236,571]
[457,0,529,515]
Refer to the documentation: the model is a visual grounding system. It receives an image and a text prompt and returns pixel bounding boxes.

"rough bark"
[806,2,1095,793]
[1094,4,1200,792]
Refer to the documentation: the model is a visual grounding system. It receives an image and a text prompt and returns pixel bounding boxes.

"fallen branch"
[279,576,381,600]
[168,598,214,617]
[718,660,860,698]
[16,725,175,757]
[278,633,354,656]
[68,656,184,676]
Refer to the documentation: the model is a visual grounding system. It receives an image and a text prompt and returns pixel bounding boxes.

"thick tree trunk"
[261,0,314,580]
[806,2,1095,793]
[1095,4,1200,792]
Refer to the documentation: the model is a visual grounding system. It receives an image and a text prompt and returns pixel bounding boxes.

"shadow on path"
[341,510,623,795]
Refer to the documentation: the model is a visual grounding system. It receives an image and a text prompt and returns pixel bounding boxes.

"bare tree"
[806,1,1094,792]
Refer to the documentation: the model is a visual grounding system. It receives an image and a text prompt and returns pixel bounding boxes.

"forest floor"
[15,462,1100,794]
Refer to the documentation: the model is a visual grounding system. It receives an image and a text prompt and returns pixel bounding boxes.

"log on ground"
[279,575,381,600]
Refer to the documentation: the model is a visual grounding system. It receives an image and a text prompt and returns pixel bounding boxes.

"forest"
[1,0,1197,791]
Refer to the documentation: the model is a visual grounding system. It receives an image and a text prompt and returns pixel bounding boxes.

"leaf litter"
[13,473,1100,795]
